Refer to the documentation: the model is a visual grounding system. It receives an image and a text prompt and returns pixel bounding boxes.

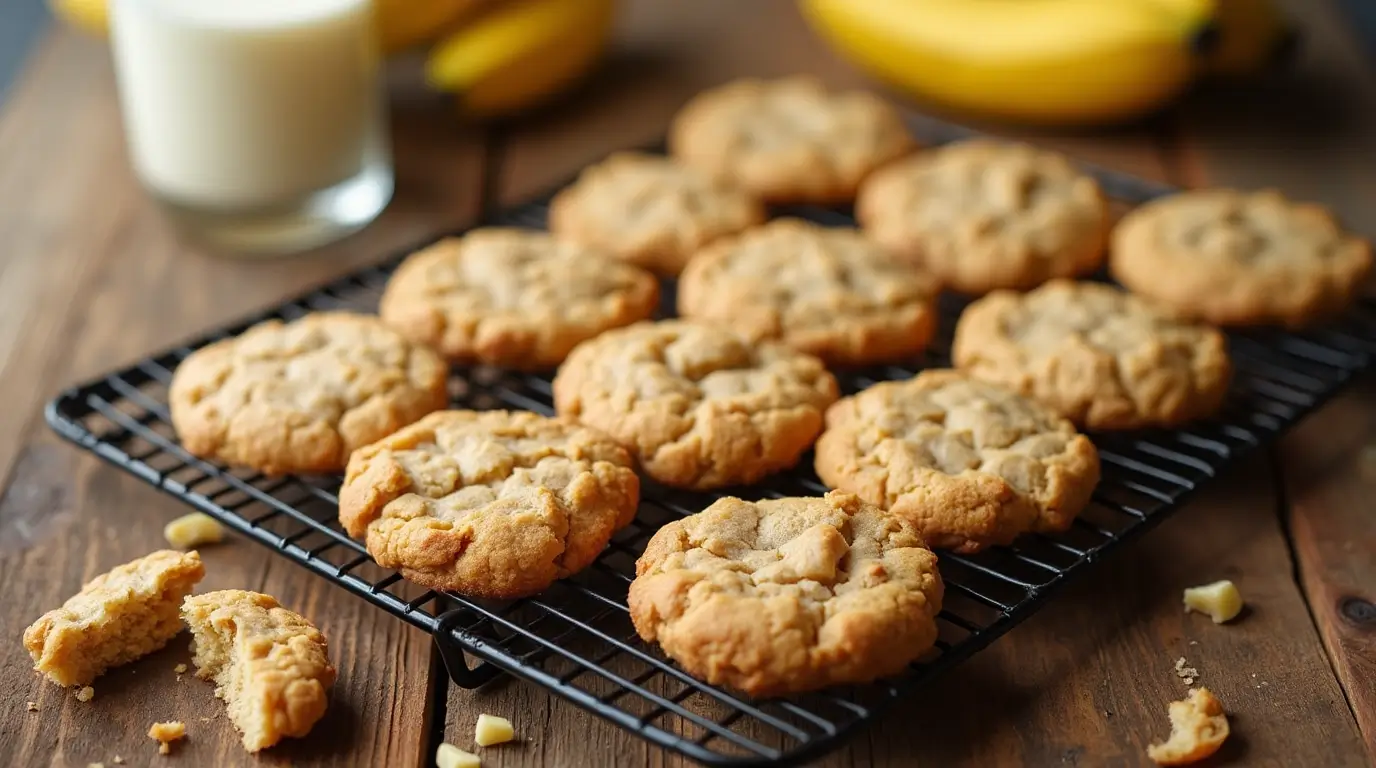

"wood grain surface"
[2,0,1373,766]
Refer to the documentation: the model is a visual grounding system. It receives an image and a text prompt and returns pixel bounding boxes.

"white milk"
[109,0,388,210]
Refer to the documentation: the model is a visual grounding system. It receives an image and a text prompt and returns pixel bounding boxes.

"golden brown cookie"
[182,590,335,752]
[1110,189,1371,327]
[338,410,639,598]
[814,370,1099,553]
[548,152,766,276]
[628,492,943,697]
[552,320,839,490]
[379,228,660,369]
[669,77,915,204]
[25,550,205,687]
[952,280,1232,430]
[857,139,1110,294]
[169,312,449,476]
[677,218,940,365]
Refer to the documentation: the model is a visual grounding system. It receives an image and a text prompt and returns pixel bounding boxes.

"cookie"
[678,218,940,365]
[25,550,205,687]
[628,492,943,697]
[182,590,335,752]
[548,152,766,276]
[952,280,1232,429]
[169,312,449,476]
[814,370,1099,553]
[856,139,1110,294]
[1110,188,1371,327]
[552,320,840,490]
[338,410,639,598]
[379,228,660,369]
[669,76,915,204]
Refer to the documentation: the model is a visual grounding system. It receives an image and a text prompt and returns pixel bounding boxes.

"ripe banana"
[1207,0,1297,75]
[426,0,616,118]
[800,0,1219,126]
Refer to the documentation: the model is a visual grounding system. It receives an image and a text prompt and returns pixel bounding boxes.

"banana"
[427,0,616,118]
[800,0,1219,126]
[48,0,108,37]
[374,0,491,55]
[1143,0,1296,75]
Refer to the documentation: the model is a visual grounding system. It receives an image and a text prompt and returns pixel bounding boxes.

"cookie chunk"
[669,77,915,204]
[678,219,940,365]
[548,152,765,276]
[380,228,660,369]
[1147,688,1230,765]
[553,320,840,490]
[814,370,1099,553]
[952,280,1232,430]
[629,492,943,697]
[1111,189,1371,327]
[169,312,449,476]
[25,550,205,687]
[857,139,1109,294]
[182,590,336,753]
[338,410,640,598]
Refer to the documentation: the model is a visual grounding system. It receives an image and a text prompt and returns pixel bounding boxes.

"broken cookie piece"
[24,551,205,687]
[148,721,186,755]
[1147,688,1230,765]
[1183,580,1244,624]
[182,590,335,752]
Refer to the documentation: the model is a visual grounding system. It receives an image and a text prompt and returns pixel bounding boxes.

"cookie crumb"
[436,742,481,768]
[75,686,95,702]
[148,721,186,755]
[1173,657,1199,685]
[26,701,38,712]
[475,713,515,746]
[164,513,225,549]
[173,663,187,674]
[1147,688,1229,765]
[1183,580,1243,623]
[113,757,125,765]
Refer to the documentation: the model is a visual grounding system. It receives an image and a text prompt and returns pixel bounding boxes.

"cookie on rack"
[629,492,943,698]
[547,152,766,276]
[338,410,640,598]
[552,320,839,490]
[856,139,1110,294]
[677,218,940,365]
[1110,188,1372,327]
[669,76,915,204]
[378,228,660,369]
[814,370,1099,553]
[182,590,336,752]
[952,280,1232,430]
[169,312,449,476]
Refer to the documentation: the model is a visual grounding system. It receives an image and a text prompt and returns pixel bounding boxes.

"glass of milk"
[109,0,393,256]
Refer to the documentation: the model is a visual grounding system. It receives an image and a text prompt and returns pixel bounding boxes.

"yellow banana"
[800,0,1219,126]
[48,0,108,37]
[427,0,616,118]
[1142,0,1295,75]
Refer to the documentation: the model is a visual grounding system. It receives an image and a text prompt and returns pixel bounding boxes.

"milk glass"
[109,0,393,255]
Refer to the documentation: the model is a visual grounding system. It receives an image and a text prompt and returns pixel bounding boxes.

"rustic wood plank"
[0,28,486,768]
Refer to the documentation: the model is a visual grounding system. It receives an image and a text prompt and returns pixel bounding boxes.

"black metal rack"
[45,135,1376,767]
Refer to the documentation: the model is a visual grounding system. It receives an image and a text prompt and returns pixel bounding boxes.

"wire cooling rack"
[46,134,1376,766]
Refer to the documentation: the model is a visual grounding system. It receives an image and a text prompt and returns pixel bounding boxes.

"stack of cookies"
[165,75,1371,700]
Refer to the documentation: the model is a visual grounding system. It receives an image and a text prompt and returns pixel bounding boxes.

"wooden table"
[2,1,1373,766]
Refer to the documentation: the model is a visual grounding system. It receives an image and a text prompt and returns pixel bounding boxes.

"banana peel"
[426,0,617,119]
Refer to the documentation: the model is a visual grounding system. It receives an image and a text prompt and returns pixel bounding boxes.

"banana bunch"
[800,0,1297,127]
[48,0,616,119]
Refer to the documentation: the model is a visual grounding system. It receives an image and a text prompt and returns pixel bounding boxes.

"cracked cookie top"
[856,139,1109,294]
[669,77,915,204]
[952,280,1232,429]
[338,410,640,598]
[169,312,449,476]
[629,492,943,697]
[814,370,1099,553]
[552,320,839,490]
[548,152,766,276]
[677,218,940,365]
[1111,189,1371,327]
[378,228,660,369]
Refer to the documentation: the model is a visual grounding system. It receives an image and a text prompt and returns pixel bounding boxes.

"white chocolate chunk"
[436,742,481,768]
[1183,580,1243,624]
[164,513,225,549]
[474,713,515,746]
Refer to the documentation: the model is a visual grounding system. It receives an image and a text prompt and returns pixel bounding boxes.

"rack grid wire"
[46,132,1376,767]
